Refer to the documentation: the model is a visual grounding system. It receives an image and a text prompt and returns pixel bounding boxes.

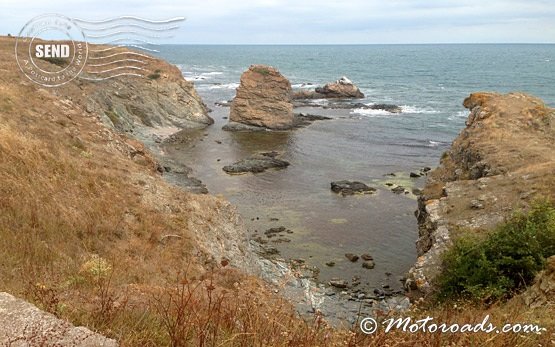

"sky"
[3,0,555,44]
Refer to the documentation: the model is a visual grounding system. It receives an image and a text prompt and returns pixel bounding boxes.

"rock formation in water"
[291,76,364,99]
[228,65,294,130]
[407,92,555,292]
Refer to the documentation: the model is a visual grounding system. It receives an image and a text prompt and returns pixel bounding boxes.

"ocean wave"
[428,140,449,147]
[182,71,224,81]
[351,108,393,117]
[205,82,240,90]
[291,83,316,89]
[351,104,440,117]
[400,105,440,114]
[448,110,469,120]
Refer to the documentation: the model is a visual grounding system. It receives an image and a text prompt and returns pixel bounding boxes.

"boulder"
[329,279,349,289]
[291,76,364,100]
[229,65,294,130]
[523,256,555,308]
[362,260,375,269]
[316,77,365,98]
[223,154,290,174]
[0,292,117,346]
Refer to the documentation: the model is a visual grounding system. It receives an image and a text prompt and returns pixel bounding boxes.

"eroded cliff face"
[57,47,213,135]
[408,92,555,293]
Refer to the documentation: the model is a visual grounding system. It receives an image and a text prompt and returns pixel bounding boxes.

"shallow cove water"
[156,44,555,293]
[163,105,428,293]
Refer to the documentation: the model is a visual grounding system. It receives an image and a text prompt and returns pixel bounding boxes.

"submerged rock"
[331,181,376,196]
[223,154,290,174]
[345,253,359,262]
[362,260,376,269]
[229,65,294,130]
[361,254,374,261]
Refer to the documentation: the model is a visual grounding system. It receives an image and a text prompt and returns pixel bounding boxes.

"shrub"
[148,69,162,80]
[39,57,68,67]
[437,200,555,302]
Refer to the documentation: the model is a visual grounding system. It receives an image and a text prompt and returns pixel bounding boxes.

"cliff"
[0,36,259,343]
[408,92,555,292]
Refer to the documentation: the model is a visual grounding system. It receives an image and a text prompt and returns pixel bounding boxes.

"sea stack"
[228,65,294,130]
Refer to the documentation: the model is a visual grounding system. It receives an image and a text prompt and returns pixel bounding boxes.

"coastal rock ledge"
[407,92,555,293]
[228,65,294,130]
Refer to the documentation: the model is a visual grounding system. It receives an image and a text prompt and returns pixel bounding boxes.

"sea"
[153,44,555,292]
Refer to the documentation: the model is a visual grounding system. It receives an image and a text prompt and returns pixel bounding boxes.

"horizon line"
[158,42,555,45]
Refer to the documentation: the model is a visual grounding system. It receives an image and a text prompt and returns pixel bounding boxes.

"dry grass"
[0,36,553,346]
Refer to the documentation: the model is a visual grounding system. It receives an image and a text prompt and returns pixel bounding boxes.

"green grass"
[437,199,555,302]
[252,67,271,76]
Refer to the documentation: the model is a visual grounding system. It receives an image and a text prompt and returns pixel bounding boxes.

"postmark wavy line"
[79,72,145,81]
[85,66,146,74]
[90,45,159,53]
[73,16,185,25]
[87,51,154,60]
[87,59,148,67]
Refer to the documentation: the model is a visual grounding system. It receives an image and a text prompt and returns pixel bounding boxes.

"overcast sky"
[3,0,555,44]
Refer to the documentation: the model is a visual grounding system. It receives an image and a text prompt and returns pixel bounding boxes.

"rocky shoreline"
[406,92,555,293]
[55,54,555,324]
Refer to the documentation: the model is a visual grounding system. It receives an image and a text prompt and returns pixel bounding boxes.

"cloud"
[2,0,555,43]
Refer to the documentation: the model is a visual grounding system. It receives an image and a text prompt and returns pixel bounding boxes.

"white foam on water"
[351,108,394,117]
[448,110,469,120]
[206,82,240,90]
[400,105,441,114]
[352,104,440,117]
[292,83,316,89]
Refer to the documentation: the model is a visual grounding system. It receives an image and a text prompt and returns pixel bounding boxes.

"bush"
[437,200,555,302]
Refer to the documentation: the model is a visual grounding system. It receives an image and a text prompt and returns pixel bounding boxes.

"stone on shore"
[229,65,294,130]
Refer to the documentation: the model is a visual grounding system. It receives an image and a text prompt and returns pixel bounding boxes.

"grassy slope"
[0,36,553,346]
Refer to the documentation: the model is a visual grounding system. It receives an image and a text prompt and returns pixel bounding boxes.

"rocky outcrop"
[522,256,555,308]
[229,65,294,130]
[291,77,364,100]
[75,49,213,134]
[407,92,555,293]
[0,292,117,346]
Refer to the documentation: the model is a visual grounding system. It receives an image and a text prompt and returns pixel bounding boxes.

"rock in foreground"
[229,65,294,130]
[331,181,376,196]
[523,256,555,308]
[223,154,290,174]
[0,292,117,346]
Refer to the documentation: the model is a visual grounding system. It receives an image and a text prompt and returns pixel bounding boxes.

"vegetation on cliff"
[438,200,555,301]
[0,37,553,345]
